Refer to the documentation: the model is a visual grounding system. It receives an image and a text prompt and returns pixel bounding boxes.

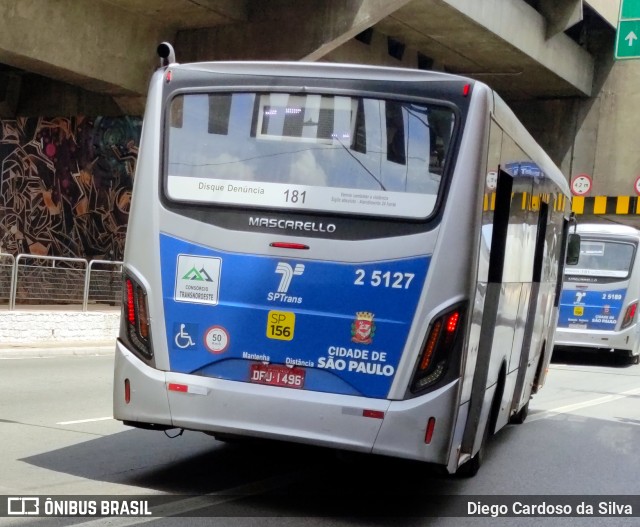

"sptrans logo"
[268,262,304,304]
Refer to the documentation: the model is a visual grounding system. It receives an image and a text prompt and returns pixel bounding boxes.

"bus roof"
[576,223,640,237]
[491,91,570,196]
[171,61,476,84]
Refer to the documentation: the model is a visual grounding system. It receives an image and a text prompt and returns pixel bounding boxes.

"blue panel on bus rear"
[159,233,429,399]
[557,288,626,330]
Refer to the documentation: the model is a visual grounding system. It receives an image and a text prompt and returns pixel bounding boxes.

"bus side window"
[385,102,406,165]
[170,95,184,129]
[566,233,580,265]
[208,94,232,135]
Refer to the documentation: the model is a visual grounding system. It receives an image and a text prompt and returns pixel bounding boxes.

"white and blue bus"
[114,44,574,476]
[555,223,640,364]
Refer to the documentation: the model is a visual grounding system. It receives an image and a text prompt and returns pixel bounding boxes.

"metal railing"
[83,259,124,310]
[0,253,15,306]
[2,253,123,311]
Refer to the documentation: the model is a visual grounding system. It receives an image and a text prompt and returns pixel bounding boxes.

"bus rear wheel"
[455,443,484,478]
[455,411,491,478]
[509,401,529,425]
[628,351,640,365]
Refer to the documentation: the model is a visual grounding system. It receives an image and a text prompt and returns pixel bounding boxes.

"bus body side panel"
[456,92,571,464]
[118,70,171,373]
[372,380,459,460]
[509,283,532,373]
[114,342,172,426]
[114,70,172,424]
[493,280,532,431]
[405,84,493,469]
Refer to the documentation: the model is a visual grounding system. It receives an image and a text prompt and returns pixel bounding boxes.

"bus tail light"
[411,305,465,394]
[137,292,150,339]
[621,302,638,329]
[123,273,153,359]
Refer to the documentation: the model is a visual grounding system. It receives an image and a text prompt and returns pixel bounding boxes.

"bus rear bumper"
[554,324,639,354]
[114,342,458,464]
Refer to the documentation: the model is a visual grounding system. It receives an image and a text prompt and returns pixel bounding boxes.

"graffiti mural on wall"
[0,116,141,261]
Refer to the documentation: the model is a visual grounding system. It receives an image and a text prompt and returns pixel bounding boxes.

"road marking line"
[57,417,113,425]
[528,386,640,423]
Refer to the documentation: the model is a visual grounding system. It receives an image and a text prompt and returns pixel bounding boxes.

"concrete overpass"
[3,0,640,224]
[0,0,608,112]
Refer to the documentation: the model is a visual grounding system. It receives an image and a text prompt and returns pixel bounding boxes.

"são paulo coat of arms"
[351,312,376,344]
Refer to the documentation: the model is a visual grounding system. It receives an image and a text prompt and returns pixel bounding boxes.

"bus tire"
[509,400,529,425]
[455,421,487,478]
[456,397,499,478]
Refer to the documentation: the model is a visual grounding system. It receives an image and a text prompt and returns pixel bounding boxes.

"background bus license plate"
[250,364,305,389]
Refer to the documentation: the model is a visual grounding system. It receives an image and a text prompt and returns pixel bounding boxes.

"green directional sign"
[617,0,640,59]
[622,0,640,19]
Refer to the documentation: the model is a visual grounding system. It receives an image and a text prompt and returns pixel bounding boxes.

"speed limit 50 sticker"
[204,326,230,354]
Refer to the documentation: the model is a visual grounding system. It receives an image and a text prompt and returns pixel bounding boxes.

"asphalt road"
[1,349,639,526]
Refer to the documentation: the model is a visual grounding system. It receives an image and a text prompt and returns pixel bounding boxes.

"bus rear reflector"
[168,383,188,393]
[425,417,436,444]
[124,379,131,404]
[363,409,385,419]
[621,302,638,329]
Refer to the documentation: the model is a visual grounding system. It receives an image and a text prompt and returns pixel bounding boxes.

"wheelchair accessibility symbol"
[174,323,197,349]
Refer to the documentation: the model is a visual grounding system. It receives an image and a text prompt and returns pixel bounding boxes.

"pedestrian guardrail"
[1,253,123,311]
[0,252,15,306]
[83,259,124,310]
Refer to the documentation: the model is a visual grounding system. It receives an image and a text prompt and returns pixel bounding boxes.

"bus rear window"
[165,92,456,219]
[565,240,636,279]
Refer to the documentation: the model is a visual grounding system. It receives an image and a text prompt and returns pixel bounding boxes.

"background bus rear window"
[565,240,636,279]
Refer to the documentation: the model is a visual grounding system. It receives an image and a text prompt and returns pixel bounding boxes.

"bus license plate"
[249,364,305,389]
